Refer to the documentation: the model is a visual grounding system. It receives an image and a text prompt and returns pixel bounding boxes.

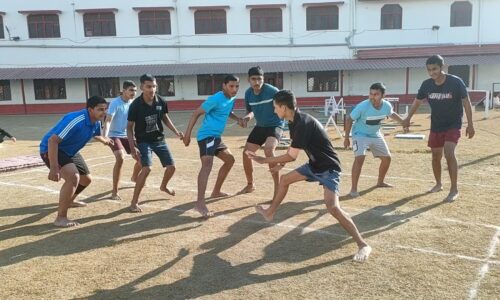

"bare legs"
[430,143,459,201]
[111,149,141,200]
[195,150,235,217]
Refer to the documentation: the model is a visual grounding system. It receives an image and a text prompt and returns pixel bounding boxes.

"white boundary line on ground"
[467,229,500,300]
[2,177,500,268]
[4,156,500,231]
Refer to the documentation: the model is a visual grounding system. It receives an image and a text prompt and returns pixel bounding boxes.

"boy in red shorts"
[403,55,475,202]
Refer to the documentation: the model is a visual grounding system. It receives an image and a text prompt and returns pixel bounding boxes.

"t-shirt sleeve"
[53,115,84,141]
[350,102,362,120]
[107,100,118,117]
[245,91,252,113]
[290,121,311,149]
[201,96,217,113]
[416,82,428,100]
[456,78,468,99]
[94,122,102,136]
[127,102,137,122]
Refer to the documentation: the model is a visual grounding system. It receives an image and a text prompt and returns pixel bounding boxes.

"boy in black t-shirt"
[403,55,475,202]
[0,128,16,143]
[247,90,371,262]
[127,74,184,212]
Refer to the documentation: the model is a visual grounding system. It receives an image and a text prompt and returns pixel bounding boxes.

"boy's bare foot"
[427,184,443,193]
[238,184,256,194]
[54,217,79,227]
[71,200,87,207]
[376,182,393,188]
[194,203,214,218]
[160,187,176,196]
[129,203,142,213]
[255,205,274,221]
[353,245,372,262]
[444,191,459,202]
[348,191,360,198]
[110,194,122,201]
[210,191,229,198]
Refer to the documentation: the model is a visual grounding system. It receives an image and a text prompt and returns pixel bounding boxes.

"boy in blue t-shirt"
[403,55,475,202]
[344,83,406,198]
[183,75,244,217]
[103,80,141,201]
[239,66,285,197]
[39,96,114,227]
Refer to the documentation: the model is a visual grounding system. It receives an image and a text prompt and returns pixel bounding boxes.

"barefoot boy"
[183,75,243,217]
[343,82,406,198]
[248,90,371,262]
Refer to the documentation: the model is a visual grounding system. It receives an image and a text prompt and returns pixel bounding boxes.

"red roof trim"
[188,6,230,11]
[132,7,175,12]
[357,44,500,59]
[246,4,286,9]
[18,10,62,15]
[302,1,345,7]
[75,8,118,14]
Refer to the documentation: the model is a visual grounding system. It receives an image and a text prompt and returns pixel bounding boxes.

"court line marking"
[4,157,500,231]
[1,178,499,268]
[467,229,500,300]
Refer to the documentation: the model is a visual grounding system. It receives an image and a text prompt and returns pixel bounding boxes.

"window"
[306,5,339,30]
[307,71,339,92]
[139,10,171,35]
[88,77,120,98]
[250,8,282,33]
[197,74,225,95]
[84,12,116,36]
[0,16,4,39]
[157,76,175,97]
[451,1,472,27]
[0,80,11,101]
[265,72,283,89]
[194,10,226,34]
[381,4,402,30]
[28,14,60,38]
[34,79,66,100]
[448,65,470,87]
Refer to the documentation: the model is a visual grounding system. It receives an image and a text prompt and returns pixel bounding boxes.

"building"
[0,0,499,114]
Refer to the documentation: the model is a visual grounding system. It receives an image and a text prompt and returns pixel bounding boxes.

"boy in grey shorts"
[344,83,407,198]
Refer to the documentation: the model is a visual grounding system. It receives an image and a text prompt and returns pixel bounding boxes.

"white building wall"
[344,69,407,96]
[476,65,500,92]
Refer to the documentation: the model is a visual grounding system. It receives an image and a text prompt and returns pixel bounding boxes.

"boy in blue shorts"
[343,83,406,198]
[248,90,371,262]
[183,75,244,217]
[127,74,184,212]
[40,96,113,227]
[103,80,141,200]
[239,66,285,197]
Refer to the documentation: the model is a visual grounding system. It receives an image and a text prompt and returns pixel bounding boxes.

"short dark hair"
[426,55,444,67]
[123,80,136,90]
[370,82,386,95]
[223,74,239,84]
[273,90,296,110]
[248,66,264,77]
[140,74,156,84]
[87,96,107,108]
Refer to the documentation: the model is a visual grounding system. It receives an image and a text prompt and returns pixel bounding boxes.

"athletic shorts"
[197,136,227,157]
[247,126,283,146]
[109,137,132,154]
[137,141,174,167]
[352,136,391,157]
[40,151,90,175]
[296,163,341,194]
[428,128,461,148]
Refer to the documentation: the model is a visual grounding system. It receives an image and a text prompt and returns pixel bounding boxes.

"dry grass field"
[0,108,499,299]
